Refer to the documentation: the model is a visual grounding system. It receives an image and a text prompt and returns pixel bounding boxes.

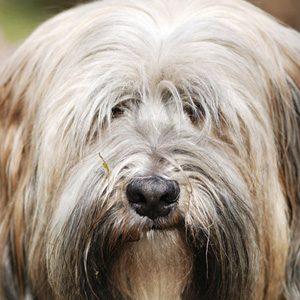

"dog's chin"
[109,223,194,300]
[83,209,194,300]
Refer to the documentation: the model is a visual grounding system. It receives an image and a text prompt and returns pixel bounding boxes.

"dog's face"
[0,1,300,300]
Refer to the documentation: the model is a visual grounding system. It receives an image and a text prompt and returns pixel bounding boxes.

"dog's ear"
[276,35,300,212]
[271,28,300,298]
[0,57,31,298]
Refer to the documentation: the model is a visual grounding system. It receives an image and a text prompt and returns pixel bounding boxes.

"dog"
[0,0,299,299]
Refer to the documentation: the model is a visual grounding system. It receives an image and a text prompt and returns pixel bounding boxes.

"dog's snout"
[126,176,180,220]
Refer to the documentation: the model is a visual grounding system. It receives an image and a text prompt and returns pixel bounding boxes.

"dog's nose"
[126,176,180,220]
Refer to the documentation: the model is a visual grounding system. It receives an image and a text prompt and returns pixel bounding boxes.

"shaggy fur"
[0,0,300,299]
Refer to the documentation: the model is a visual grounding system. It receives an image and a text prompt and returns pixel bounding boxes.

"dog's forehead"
[23,0,269,91]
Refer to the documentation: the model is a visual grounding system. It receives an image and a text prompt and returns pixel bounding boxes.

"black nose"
[126,176,180,220]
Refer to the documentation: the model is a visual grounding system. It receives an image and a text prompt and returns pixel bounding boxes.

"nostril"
[133,193,146,203]
[160,193,177,204]
[160,193,169,203]
[126,176,180,220]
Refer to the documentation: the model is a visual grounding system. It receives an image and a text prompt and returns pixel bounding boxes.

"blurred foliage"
[0,0,83,42]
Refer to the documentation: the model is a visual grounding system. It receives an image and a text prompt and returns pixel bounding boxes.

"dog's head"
[0,1,300,299]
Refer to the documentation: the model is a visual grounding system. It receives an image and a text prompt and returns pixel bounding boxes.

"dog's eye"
[184,102,206,124]
[111,101,131,119]
[111,105,125,119]
[111,98,140,120]
[160,89,205,124]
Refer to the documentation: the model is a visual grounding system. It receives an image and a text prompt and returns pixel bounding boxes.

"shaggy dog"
[0,0,299,299]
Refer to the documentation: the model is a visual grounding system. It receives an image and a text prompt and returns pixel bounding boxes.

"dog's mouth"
[150,224,167,230]
[149,223,180,232]
[122,213,185,243]
[141,211,185,233]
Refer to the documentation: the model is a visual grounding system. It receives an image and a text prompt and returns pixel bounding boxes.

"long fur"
[0,0,299,299]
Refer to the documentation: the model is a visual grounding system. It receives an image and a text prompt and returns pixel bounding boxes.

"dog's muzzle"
[126,176,180,220]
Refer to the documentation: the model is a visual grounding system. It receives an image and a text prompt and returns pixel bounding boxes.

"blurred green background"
[0,0,299,44]
[0,0,84,43]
